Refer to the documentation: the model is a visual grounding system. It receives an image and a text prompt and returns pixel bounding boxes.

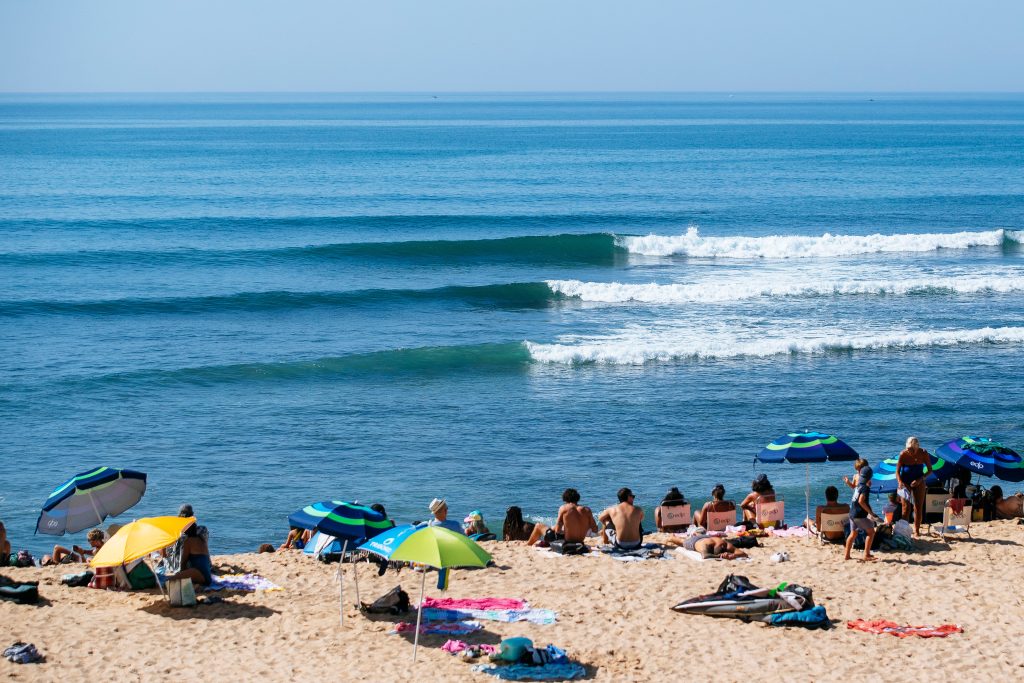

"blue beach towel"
[767,605,832,629]
[473,662,587,681]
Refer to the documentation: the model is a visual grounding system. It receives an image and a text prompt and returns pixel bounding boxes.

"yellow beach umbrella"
[90,516,195,568]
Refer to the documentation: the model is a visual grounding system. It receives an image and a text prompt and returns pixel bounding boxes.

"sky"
[1,0,1022,92]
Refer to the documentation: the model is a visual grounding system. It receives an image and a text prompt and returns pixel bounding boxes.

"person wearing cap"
[425,498,464,534]
[844,460,881,561]
[165,503,209,572]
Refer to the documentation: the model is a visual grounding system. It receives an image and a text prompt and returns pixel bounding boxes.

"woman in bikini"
[896,436,933,537]
[695,484,734,529]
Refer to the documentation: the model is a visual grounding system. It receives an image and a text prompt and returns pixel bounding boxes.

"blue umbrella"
[287,500,392,625]
[357,524,419,560]
[756,431,861,527]
[36,467,147,536]
[935,436,1024,482]
[870,453,955,494]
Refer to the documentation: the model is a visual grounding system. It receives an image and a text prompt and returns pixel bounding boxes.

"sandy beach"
[4,520,1024,682]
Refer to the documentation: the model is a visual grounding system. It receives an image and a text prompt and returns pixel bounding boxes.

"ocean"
[2,93,1023,554]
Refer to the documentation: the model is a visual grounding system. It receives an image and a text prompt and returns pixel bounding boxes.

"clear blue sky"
[2,0,1022,92]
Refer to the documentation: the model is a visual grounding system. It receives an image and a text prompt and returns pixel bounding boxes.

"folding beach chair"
[658,504,692,530]
[932,499,972,542]
[755,499,785,529]
[923,490,949,525]
[816,512,848,545]
[705,507,737,532]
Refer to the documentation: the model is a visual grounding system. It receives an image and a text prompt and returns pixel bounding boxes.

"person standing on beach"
[844,463,881,562]
[896,436,933,537]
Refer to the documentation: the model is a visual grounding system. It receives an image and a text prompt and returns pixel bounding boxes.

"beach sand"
[4,521,1024,681]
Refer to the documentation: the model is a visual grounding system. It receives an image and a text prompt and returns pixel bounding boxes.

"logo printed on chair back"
[820,514,846,533]
[756,501,785,524]
[705,509,736,532]
[661,505,691,527]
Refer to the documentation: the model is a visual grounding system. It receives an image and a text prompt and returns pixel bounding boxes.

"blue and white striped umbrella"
[36,467,147,536]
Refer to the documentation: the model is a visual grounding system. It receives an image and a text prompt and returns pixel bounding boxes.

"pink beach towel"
[847,620,963,638]
[442,640,499,655]
[421,597,526,611]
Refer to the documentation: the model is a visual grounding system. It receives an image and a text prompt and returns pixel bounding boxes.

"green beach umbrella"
[358,525,492,662]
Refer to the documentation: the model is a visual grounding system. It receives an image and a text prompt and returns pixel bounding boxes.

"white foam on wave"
[546,274,1024,304]
[525,326,1024,365]
[619,227,1017,259]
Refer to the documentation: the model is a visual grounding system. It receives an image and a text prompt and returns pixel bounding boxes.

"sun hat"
[428,498,447,514]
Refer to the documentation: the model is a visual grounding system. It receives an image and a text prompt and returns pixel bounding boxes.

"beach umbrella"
[935,436,1024,483]
[90,516,195,568]
[288,501,392,624]
[756,431,860,527]
[870,453,955,494]
[36,467,147,536]
[358,525,492,662]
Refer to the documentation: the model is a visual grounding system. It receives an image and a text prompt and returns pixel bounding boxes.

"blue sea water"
[2,93,1023,554]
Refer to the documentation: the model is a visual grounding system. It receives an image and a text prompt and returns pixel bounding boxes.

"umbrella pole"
[87,491,104,528]
[805,463,810,540]
[413,569,426,663]
[339,539,348,626]
[352,552,361,607]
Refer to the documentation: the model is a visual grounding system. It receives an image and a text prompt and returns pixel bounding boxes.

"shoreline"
[5,520,1024,680]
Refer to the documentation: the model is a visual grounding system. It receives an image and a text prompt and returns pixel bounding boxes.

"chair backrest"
[944,500,972,529]
[755,499,785,527]
[924,492,948,523]
[658,504,692,528]
[705,507,737,532]
[818,512,848,537]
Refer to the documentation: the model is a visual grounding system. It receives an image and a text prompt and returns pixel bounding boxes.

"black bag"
[728,536,760,549]
[0,576,39,605]
[549,540,587,555]
[60,571,94,588]
[361,586,410,614]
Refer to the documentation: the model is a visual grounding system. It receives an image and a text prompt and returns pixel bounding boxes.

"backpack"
[362,586,410,614]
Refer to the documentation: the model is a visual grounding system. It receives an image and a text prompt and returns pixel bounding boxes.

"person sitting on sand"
[279,526,312,550]
[845,462,881,562]
[668,534,748,560]
[43,528,105,565]
[502,506,543,543]
[740,473,776,523]
[654,487,689,532]
[695,484,735,529]
[166,504,209,572]
[425,498,464,534]
[370,503,397,530]
[165,523,213,586]
[883,493,903,524]
[990,486,1024,519]
[599,488,644,550]
[463,510,491,536]
[0,521,11,566]
[545,488,598,544]
[803,486,850,543]
[896,436,933,537]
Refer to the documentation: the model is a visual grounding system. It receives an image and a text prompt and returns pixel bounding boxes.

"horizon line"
[2,89,1024,96]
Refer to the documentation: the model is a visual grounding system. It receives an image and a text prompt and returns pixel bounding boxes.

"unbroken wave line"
[620,227,1023,259]
[525,326,1024,365]
[547,274,1024,304]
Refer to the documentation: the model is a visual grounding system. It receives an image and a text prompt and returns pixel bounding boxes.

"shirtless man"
[552,488,598,543]
[991,486,1024,519]
[669,535,748,560]
[599,488,644,550]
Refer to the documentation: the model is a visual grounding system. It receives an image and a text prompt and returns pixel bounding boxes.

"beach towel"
[472,662,587,681]
[597,544,667,561]
[768,526,809,538]
[442,639,499,655]
[422,607,558,625]
[534,547,590,559]
[423,597,527,610]
[392,620,482,635]
[847,619,962,638]
[675,549,751,563]
[207,574,282,592]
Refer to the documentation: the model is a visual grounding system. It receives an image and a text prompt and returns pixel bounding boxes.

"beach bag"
[729,536,760,549]
[127,562,157,590]
[61,571,94,588]
[168,578,197,607]
[549,540,587,555]
[362,585,410,614]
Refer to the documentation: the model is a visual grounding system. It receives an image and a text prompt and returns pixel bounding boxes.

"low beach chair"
[816,512,848,545]
[657,504,692,530]
[933,499,972,542]
[705,507,737,532]
[923,490,949,525]
[755,499,785,529]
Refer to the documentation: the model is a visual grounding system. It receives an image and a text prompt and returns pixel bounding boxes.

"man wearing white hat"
[426,498,464,534]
